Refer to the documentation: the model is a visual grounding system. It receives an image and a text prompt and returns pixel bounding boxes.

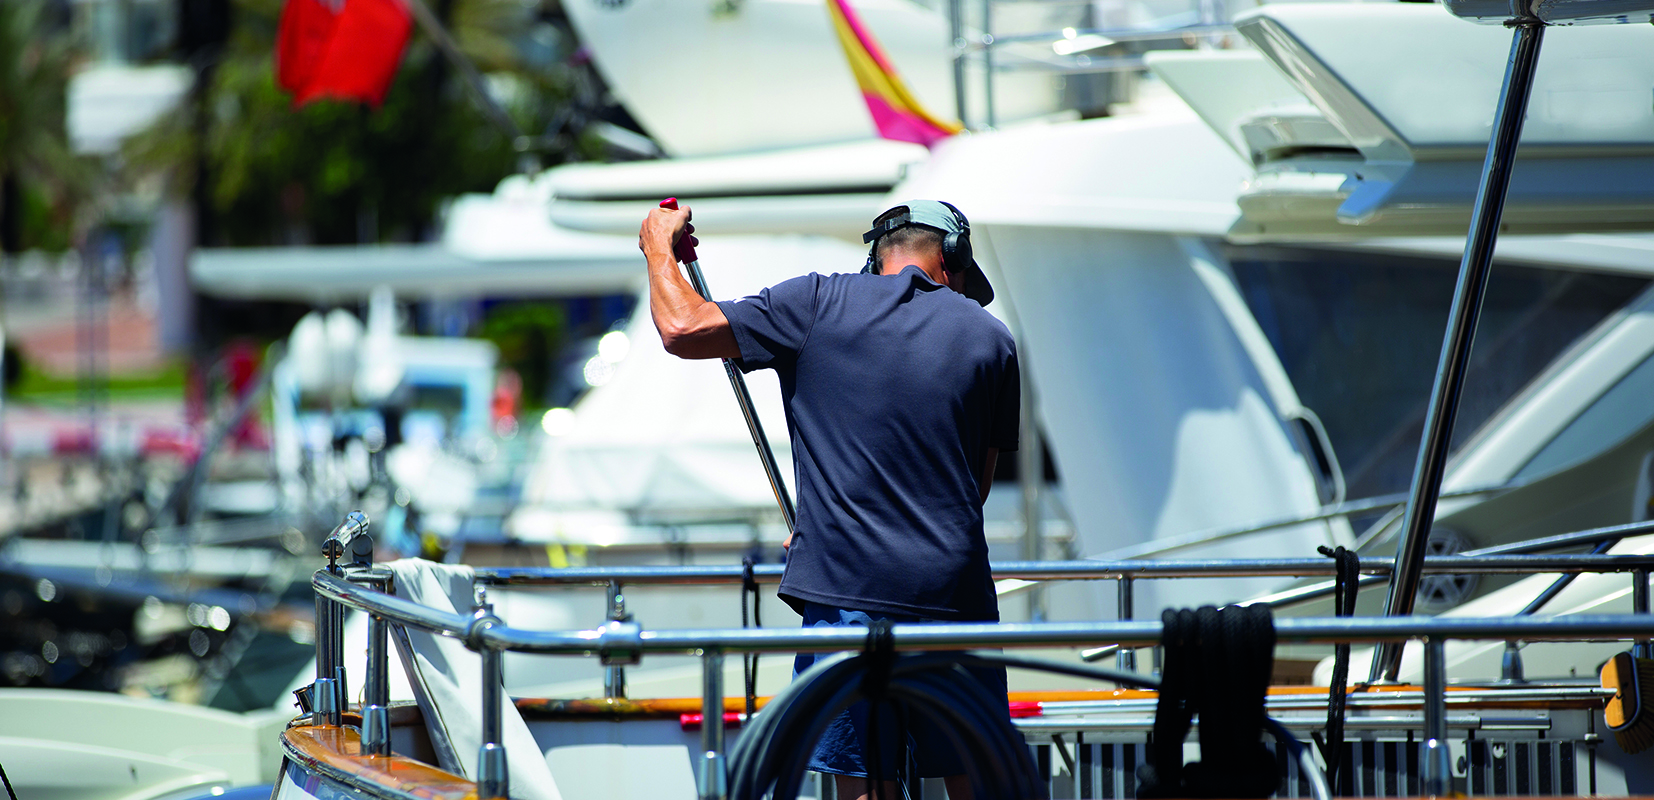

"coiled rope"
[1315,544,1360,790]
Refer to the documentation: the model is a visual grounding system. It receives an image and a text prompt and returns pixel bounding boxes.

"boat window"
[1222,243,1649,505]
[1513,351,1654,482]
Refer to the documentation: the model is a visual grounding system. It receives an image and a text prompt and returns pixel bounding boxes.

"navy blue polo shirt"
[717,264,1019,621]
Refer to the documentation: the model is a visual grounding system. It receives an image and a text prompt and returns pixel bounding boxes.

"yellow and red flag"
[826,0,963,147]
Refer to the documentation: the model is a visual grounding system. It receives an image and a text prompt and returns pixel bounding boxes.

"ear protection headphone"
[861,202,973,276]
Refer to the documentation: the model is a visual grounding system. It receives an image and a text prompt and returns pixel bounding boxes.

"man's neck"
[880,248,953,290]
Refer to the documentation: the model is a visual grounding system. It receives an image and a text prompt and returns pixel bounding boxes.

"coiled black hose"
[727,646,1162,800]
[726,649,1329,800]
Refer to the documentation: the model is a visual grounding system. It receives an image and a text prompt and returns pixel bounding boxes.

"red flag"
[275,0,338,94]
[275,0,411,108]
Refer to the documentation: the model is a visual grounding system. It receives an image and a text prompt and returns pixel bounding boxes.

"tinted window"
[1224,244,1648,500]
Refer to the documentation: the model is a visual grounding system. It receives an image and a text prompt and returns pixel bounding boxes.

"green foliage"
[125,0,573,246]
[0,0,90,253]
[478,301,566,407]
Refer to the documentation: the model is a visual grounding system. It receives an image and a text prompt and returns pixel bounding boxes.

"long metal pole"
[950,0,968,127]
[683,259,798,535]
[981,0,996,128]
[1635,568,1651,658]
[1020,366,1044,620]
[1373,20,1546,683]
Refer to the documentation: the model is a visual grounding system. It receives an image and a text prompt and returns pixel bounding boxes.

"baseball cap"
[863,199,995,307]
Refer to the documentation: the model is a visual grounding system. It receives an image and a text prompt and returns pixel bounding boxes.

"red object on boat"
[679,712,745,731]
[275,0,337,94]
[276,0,411,107]
[1008,701,1043,718]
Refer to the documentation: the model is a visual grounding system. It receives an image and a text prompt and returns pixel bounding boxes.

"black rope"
[1316,544,1359,792]
[741,555,761,718]
[1138,605,1277,799]
[0,759,15,800]
[861,620,898,799]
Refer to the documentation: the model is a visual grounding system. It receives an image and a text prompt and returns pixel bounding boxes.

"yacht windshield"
[1223,243,1650,503]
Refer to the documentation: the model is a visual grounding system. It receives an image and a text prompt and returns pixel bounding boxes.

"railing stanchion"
[363,610,391,756]
[1117,576,1136,672]
[477,636,508,799]
[1423,638,1451,796]
[699,649,728,800]
[1635,568,1651,658]
[607,580,629,699]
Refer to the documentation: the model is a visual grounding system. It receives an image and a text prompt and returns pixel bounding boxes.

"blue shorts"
[793,603,1010,780]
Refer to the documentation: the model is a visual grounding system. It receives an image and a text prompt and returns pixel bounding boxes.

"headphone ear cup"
[954,232,973,275]
[942,232,963,274]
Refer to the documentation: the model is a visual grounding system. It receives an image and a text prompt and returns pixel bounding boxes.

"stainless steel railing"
[305,513,1654,800]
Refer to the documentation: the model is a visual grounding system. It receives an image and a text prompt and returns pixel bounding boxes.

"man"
[639,200,1018,800]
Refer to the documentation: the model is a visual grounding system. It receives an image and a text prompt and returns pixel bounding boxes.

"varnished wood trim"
[283,725,477,800]
[513,684,1604,720]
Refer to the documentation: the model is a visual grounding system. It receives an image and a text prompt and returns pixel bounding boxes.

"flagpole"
[399,0,537,166]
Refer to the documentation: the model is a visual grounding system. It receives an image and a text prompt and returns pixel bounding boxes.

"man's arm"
[980,448,999,504]
[639,206,741,360]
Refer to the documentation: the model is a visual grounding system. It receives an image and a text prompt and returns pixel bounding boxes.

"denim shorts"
[793,603,1010,780]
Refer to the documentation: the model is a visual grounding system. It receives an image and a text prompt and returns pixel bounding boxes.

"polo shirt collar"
[896,264,944,290]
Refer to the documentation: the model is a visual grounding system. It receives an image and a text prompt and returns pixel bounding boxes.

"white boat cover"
[508,235,869,541]
[386,558,563,800]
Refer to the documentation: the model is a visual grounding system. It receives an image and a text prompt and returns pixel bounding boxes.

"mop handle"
[660,198,797,535]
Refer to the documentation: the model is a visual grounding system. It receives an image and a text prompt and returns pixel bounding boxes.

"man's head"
[861,200,994,306]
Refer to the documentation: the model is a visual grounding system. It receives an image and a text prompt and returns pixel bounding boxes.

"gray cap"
[863,199,994,307]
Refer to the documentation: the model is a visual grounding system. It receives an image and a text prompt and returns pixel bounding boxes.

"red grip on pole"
[659,197,698,264]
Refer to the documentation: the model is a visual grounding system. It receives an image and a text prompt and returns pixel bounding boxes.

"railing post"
[1117,576,1136,672]
[698,649,728,800]
[1423,638,1452,796]
[1372,20,1546,682]
[607,580,628,699]
[313,676,340,726]
[362,610,391,756]
[1634,568,1651,658]
[475,599,508,800]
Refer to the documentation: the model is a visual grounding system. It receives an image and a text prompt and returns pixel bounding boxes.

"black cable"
[1316,544,1359,791]
[0,759,16,800]
[741,556,760,718]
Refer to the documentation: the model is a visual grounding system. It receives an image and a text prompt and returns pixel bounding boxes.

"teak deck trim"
[284,725,477,800]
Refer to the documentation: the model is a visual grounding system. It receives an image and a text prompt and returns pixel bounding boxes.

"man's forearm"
[645,248,739,359]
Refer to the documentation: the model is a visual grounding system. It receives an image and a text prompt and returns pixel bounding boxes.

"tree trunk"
[1,171,22,255]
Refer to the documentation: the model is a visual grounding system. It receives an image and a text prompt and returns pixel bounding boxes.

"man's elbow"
[658,321,706,359]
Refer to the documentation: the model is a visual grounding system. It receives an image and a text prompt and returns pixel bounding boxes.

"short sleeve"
[715,274,820,373]
[992,346,1021,451]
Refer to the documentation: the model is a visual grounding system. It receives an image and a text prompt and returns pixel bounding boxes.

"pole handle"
[659,198,700,265]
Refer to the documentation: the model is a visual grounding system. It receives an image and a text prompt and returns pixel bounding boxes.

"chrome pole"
[363,612,391,756]
[1422,638,1452,796]
[950,0,968,127]
[606,580,628,699]
[1373,19,1546,682]
[682,259,797,536]
[699,649,728,800]
[981,0,995,128]
[1635,568,1651,658]
[477,637,508,799]
[1116,576,1135,672]
[1020,366,1044,621]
